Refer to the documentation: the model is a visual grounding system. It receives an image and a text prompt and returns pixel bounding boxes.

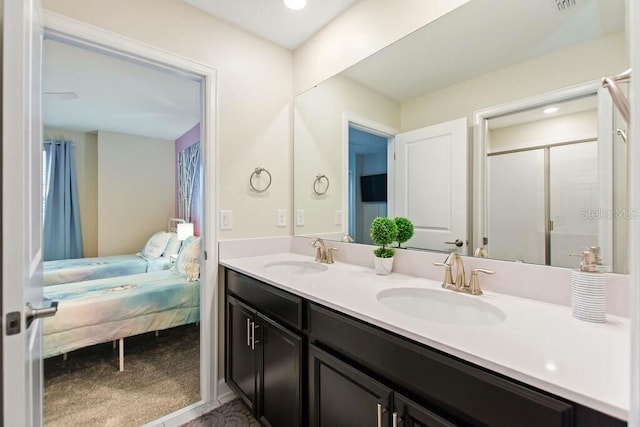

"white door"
[3,0,47,426]
[395,117,468,254]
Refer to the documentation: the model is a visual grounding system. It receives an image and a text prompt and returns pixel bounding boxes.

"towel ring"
[313,174,330,196]
[249,167,272,193]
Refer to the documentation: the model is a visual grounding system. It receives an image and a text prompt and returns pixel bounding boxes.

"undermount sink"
[377,288,507,326]
[263,260,328,274]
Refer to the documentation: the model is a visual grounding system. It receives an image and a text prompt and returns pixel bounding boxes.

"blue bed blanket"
[43,254,171,286]
[43,270,199,358]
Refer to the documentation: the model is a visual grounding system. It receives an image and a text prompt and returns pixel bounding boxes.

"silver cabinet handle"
[377,403,387,427]
[250,322,260,350]
[392,412,398,427]
[246,318,251,347]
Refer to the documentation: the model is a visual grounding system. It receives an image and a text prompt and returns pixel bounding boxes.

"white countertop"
[220,252,630,420]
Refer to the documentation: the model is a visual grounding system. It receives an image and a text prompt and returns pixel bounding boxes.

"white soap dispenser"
[569,247,606,323]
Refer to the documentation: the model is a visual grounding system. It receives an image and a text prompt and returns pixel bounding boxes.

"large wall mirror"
[293,0,629,273]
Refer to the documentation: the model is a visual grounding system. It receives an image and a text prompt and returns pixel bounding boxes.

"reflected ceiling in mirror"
[293,0,627,271]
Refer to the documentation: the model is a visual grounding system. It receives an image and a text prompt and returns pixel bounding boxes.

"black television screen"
[360,173,387,202]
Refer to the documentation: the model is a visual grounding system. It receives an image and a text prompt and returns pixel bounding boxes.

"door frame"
[342,113,398,240]
[42,12,220,424]
[629,0,640,423]
[472,80,609,257]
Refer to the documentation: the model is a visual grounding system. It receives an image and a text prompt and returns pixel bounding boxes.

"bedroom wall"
[97,131,175,256]
[43,127,98,257]
[43,0,293,240]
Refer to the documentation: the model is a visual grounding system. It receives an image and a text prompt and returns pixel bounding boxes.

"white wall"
[97,131,175,256]
[401,32,626,131]
[43,127,98,257]
[43,0,293,240]
[489,110,598,152]
[293,0,470,94]
[294,75,399,235]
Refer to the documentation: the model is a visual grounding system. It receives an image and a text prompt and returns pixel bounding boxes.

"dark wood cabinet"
[226,271,303,427]
[393,393,456,427]
[308,302,576,427]
[257,313,302,427]
[309,344,458,427]
[309,344,393,427]
[225,268,626,427]
[226,295,257,412]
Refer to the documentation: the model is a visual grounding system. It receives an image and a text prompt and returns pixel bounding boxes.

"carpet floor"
[44,324,200,427]
[181,399,260,427]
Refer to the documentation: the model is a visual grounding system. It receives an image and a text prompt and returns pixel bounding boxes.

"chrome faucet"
[433,253,493,295]
[310,238,337,264]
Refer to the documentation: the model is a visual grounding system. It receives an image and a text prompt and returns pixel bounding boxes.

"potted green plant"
[369,217,398,275]
[394,217,414,249]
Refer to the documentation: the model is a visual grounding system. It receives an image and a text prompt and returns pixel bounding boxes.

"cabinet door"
[226,295,257,412]
[393,393,456,427]
[309,344,393,427]
[257,313,303,427]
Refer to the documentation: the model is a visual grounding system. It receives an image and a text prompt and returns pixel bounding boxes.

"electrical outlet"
[296,209,305,226]
[277,209,287,227]
[334,210,343,225]
[220,210,233,230]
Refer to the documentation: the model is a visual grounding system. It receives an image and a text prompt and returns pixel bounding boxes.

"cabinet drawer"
[226,269,303,330]
[308,303,574,427]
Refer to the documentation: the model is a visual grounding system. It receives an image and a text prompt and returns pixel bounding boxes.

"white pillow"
[174,236,201,281]
[163,233,182,256]
[139,231,171,260]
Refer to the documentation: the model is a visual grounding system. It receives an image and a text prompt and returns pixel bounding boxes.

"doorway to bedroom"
[41,37,205,426]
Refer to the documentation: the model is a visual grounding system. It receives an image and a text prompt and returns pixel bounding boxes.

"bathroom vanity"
[221,253,628,427]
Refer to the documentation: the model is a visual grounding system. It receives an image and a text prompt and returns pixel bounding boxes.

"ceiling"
[182,0,358,50]
[342,0,625,102]
[43,39,202,141]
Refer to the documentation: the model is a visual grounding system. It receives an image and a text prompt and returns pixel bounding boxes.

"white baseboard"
[141,399,220,427]
[216,380,236,404]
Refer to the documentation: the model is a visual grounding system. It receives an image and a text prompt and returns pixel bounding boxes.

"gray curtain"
[43,139,83,261]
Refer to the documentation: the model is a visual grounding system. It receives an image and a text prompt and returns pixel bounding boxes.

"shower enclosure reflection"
[475,86,628,272]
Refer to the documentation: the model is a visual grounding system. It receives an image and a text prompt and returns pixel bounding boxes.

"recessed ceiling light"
[284,0,307,11]
[543,107,559,114]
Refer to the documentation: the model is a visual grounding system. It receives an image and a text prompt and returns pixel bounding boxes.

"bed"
[43,254,172,286]
[43,219,186,286]
[43,235,201,370]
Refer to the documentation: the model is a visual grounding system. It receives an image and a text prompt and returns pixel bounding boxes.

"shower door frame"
[473,80,615,265]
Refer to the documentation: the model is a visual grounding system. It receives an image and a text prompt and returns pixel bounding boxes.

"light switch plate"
[296,209,305,226]
[334,210,343,225]
[220,210,233,230]
[277,209,287,227]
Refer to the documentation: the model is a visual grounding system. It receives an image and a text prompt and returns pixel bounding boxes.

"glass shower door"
[549,141,599,268]
[487,149,545,264]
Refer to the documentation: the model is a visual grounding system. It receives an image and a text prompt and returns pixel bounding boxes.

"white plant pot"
[374,256,394,276]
